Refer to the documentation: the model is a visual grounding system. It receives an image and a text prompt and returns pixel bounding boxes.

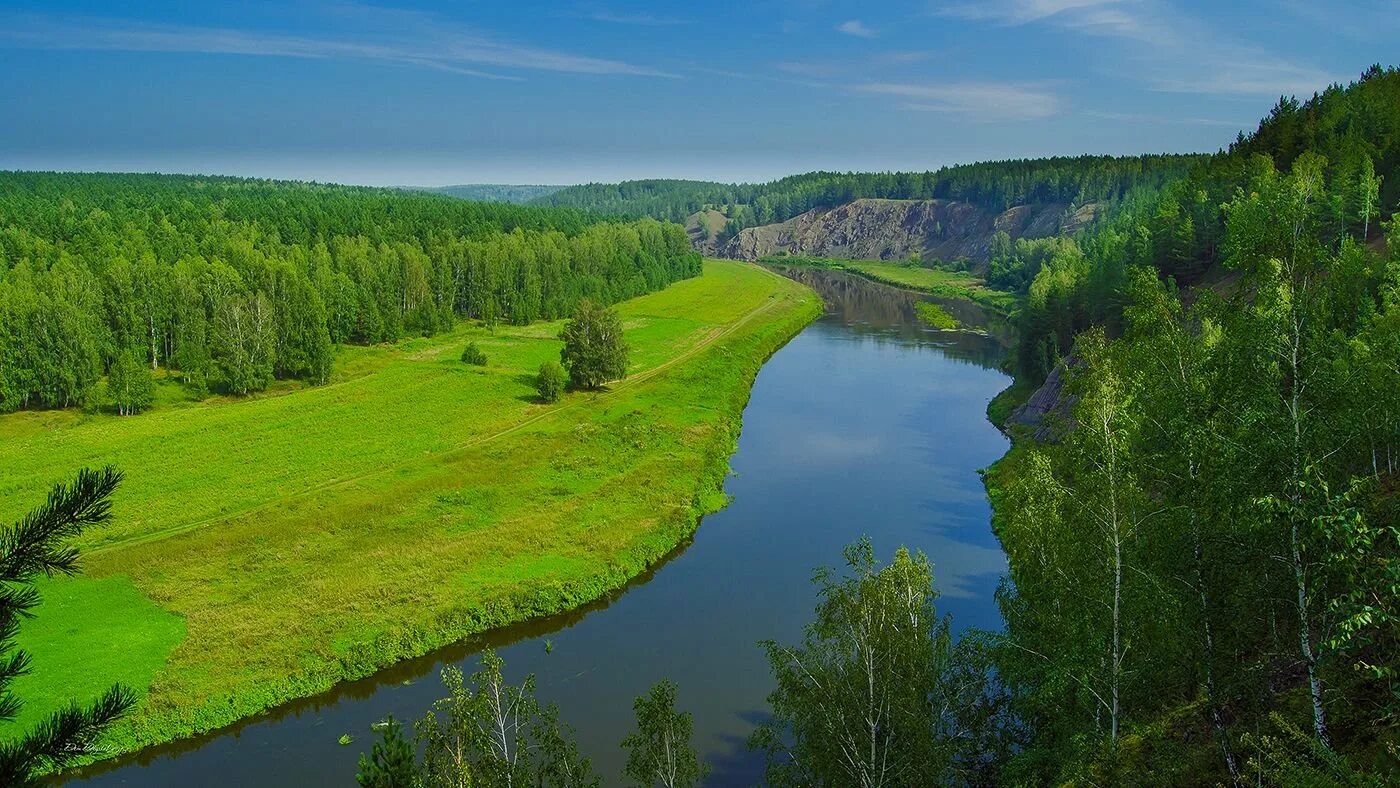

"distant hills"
[404,184,566,204]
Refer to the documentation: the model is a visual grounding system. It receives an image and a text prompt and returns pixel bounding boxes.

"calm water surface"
[69,268,1012,787]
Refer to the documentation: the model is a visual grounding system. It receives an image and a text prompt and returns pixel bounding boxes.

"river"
[69,267,1013,786]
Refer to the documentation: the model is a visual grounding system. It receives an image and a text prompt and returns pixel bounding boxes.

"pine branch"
[0,466,123,583]
[0,683,136,784]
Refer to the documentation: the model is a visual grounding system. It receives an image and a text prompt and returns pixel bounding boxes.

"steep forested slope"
[1009,64,1400,382]
[983,65,1400,784]
[0,173,699,412]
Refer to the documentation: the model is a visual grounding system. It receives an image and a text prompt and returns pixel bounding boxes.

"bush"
[460,342,487,366]
[536,361,565,403]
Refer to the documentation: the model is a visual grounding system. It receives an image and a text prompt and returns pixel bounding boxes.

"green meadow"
[0,260,820,762]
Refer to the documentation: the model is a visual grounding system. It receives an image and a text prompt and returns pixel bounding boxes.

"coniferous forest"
[0,173,699,411]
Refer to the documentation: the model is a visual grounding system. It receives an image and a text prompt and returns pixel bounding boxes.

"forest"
[967,65,1400,784]
[1007,64,1400,382]
[532,154,1205,238]
[0,173,700,413]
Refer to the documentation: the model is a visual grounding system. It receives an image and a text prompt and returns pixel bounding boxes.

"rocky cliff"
[1004,354,1083,442]
[724,198,1098,267]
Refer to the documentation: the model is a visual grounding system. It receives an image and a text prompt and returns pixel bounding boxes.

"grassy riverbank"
[0,260,821,767]
[757,254,1017,313]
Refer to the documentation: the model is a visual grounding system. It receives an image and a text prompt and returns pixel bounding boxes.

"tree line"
[0,172,700,413]
[532,155,1205,238]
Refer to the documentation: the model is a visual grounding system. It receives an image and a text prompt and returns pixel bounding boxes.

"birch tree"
[621,681,707,788]
[750,539,955,787]
[415,651,597,788]
[1223,153,1338,746]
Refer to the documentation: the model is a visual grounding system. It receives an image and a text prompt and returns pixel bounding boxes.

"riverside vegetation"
[363,66,1399,785]
[0,258,820,768]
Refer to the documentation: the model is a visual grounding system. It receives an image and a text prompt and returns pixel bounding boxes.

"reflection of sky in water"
[72,271,1013,788]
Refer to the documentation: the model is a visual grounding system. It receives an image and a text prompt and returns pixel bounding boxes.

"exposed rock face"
[1005,355,1083,442]
[725,198,1094,267]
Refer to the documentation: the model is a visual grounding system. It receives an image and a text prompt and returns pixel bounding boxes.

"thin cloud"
[939,0,1130,26]
[0,11,677,79]
[874,50,935,64]
[937,0,1341,98]
[585,10,690,26]
[836,20,878,38]
[857,81,1059,120]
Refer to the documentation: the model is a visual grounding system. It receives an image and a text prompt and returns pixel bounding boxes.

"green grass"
[0,259,822,767]
[760,254,1018,313]
[0,576,186,735]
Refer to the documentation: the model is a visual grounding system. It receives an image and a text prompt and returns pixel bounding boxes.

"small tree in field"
[559,301,629,390]
[107,351,154,416]
[537,361,566,403]
[460,342,487,366]
[0,467,135,785]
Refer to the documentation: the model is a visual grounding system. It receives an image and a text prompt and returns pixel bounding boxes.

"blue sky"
[1,0,1394,185]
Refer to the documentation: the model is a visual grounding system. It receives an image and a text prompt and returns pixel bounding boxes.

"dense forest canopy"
[1009,64,1400,382]
[532,154,1207,234]
[977,65,1400,783]
[0,172,700,412]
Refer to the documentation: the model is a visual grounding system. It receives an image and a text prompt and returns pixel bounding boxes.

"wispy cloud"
[936,0,1341,98]
[836,19,878,38]
[873,50,936,64]
[0,9,677,79]
[939,0,1130,26]
[584,9,690,26]
[856,81,1059,120]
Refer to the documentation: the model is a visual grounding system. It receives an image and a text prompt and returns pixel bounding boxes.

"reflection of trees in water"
[769,265,1012,370]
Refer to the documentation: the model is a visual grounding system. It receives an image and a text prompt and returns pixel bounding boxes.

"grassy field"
[759,255,1018,312]
[0,260,821,764]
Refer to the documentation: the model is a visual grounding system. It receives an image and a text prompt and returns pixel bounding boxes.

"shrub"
[536,361,566,403]
[460,342,487,366]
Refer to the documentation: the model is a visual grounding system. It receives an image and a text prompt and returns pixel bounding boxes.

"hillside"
[533,155,1201,232]
[981,66,1400,783]
[725,198,1098,266]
